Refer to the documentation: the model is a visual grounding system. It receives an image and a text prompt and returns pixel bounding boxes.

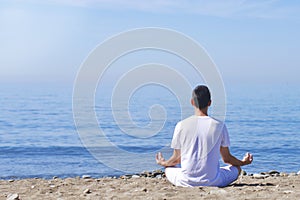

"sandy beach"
[1,172,299,200]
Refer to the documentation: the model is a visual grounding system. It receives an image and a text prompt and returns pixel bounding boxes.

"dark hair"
[192,85,211,109]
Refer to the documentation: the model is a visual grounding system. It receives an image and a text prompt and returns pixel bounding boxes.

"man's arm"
[156,149,181,167]
[220,147,253,166]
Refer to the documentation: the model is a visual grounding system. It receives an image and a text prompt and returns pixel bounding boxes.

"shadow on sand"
[231,183,275,187]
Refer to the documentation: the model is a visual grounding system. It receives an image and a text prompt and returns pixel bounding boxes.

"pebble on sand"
[253,174,269,179]
[268,170,280,175]
[209,189,227,195]
[131,175,140,179]
[82,175,91,179]
[6,193,19,200]
[83,189,91,194]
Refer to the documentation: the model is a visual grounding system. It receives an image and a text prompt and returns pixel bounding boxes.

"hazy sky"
[1,0,300,86]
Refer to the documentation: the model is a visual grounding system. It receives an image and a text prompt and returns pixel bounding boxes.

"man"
[156,85,253,187]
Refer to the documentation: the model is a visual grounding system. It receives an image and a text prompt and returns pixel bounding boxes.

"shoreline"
[1,171,299,200]
[1,168,299,180]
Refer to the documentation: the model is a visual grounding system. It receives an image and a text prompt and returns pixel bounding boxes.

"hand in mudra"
[242,152,253,165]
[156,152,165,165]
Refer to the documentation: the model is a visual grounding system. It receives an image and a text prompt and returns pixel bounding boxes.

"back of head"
[192,85,211,110]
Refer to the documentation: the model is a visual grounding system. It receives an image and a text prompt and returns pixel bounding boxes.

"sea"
[0,83,299,179]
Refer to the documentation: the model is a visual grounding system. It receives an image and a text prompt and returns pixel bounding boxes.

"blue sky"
[1,0,300,86]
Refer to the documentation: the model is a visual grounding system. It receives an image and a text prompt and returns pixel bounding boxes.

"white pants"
[165,165,239,187]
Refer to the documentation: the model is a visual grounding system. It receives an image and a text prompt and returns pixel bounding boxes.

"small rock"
[6,193,19,200]
[8,180,14,183]
[82,175,91,179]
[241,170,247,176]
[280,172,288,177]
[260,172,269,175]
[132,175,140,179]
[209,189,227,195]
[156,174,162,179]
[53,176,58,179]
[142,188,147,192]
[49,184,56,188]
[139,173,147,177]
[253,174,269,179]
[269,170,280,175]
[283,190,293,194]
[83,189,91,194]
[120,175,132,179]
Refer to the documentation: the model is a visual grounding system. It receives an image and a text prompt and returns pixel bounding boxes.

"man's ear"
[191,98,195,106]
[208,100,212,107]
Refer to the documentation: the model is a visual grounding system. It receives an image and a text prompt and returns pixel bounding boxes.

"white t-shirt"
[171,115,230,186]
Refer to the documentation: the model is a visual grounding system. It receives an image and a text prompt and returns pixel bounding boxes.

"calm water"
[0,84,299,179]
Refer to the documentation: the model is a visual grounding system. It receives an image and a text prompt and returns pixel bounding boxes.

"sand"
[1,173,299,200]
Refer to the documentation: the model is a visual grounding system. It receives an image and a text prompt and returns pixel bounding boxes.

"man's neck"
[194,107,208,116]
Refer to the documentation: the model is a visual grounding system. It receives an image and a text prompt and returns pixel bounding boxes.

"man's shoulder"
[179,115,198,123]
[207,117,227,130]
[180,115,223,122]
[210,117,225,126]
[179,116,226,128]
[175,116,196,130]
[177,115,226,127]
